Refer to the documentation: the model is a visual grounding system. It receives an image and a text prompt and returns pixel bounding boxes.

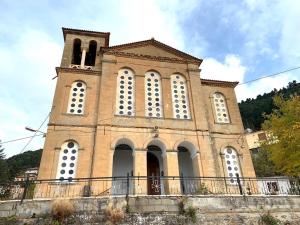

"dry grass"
[51,199,75,222]
[105,205,124,224]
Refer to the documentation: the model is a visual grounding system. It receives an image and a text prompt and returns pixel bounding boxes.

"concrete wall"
[1,196,299,224]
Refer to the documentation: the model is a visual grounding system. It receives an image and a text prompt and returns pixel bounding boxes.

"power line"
[1,134,44,144]
[238,66,300,85]
[19,112,50,154]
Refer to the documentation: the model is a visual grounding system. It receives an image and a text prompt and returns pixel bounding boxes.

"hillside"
[238,80,300,131]
[6,149,42,180]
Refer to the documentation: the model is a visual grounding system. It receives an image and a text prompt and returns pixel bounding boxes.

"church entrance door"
[147,151,161,195]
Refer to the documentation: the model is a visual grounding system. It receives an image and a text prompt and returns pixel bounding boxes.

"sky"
[0,0,299,157]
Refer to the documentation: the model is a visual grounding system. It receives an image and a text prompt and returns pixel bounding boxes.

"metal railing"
[1,176,299,202]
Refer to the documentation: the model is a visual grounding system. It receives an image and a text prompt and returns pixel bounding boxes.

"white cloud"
[200,55,299,102]
[0,29,61,157]
[236,73,299,102]
[0,0,198,157]
[200,54,246,82]
[278,0,300,66]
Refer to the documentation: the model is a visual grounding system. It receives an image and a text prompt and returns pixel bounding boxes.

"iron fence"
[0,176,299,202]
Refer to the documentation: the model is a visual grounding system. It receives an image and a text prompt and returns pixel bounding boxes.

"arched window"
[170,74,190,119]
[116,68,135,116]
[56,141,79,181]
[85,40,97,66]
[224,147,241,184]
[145,71,163,118]
[213,92,229,123]
[71,39,82,65]
[67,81,86,115]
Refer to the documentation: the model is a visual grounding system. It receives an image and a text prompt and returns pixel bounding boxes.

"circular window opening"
[67,142,74,148]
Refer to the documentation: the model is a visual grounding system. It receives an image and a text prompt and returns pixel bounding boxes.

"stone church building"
[37,28,255,195]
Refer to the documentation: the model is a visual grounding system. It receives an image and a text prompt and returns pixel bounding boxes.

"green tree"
[262,95,300,176]
[6,149,42,180]
[0,140,9,182]
[251,148,278,177]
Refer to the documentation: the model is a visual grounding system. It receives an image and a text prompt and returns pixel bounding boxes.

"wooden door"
[147,152,161,195]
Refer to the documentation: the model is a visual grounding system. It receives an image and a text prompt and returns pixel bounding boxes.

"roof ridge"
[102,38,202,64]
[62,27,110,35]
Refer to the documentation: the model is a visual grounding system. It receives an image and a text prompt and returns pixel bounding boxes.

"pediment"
[102,39,202,64]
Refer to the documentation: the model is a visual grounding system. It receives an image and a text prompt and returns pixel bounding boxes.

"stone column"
[80,47,87,68]
[164,151,181,194]
[133,150,147,194]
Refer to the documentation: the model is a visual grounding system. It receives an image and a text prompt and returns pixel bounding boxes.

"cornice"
[103,51,199,64]
[56,67,101,76]
[101,38,202,65]
[62,27,110,46]
[200,78,239,88]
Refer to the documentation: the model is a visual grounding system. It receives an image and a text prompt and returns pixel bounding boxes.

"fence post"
[180,173,185,195]
[20,177,30,204]
[236,174,243,195]
[126,173,129,198]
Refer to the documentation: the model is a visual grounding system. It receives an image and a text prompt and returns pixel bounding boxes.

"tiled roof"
[200,78,239,88]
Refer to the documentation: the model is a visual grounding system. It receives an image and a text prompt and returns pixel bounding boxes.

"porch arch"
[111,137,134,195]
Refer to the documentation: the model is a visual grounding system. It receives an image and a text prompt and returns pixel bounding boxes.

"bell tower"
[38,28,110,180]
[60,27,110,70]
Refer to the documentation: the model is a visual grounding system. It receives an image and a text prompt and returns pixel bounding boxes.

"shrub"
[178,198,197,224]
[178,197,187,215]
[186,206,197,223]
[51,199,75,222]
[105,205,124,224]
[195,183,210,195]
[260,212,280,225]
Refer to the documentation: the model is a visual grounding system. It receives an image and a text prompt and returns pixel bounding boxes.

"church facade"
[37,28,256,195]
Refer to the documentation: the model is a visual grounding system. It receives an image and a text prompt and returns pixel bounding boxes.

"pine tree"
[0,140,9,182]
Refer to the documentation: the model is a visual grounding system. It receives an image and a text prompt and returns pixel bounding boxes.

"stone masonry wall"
[0,196,300,224]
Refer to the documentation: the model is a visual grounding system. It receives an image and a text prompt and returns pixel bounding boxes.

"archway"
[177,141,200,194]
[147,145,164,195]
[112,144,133,195]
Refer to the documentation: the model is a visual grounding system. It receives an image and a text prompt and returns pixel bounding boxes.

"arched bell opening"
[85,40,97,66]
[71,39,82,65]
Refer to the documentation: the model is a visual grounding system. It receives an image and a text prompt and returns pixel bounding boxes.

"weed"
[105,205,124,224]
[185,206,197,223]
[178,197,187,215]
[51,199,75,222]
[178,198,197,223]
[260,212,280,225]
[195,183,211,195]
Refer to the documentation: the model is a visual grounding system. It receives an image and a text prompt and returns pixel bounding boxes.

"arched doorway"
[177,141,199,194]
[147,145,164,195]
[112,144,133,195]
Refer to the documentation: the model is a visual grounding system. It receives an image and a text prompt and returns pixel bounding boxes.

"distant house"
[245,130,268,155]
[14,167,39,181]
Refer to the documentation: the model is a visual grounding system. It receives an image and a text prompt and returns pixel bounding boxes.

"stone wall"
[1,196,300,224]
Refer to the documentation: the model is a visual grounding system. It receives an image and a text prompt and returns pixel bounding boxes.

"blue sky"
[0,0,299,157]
